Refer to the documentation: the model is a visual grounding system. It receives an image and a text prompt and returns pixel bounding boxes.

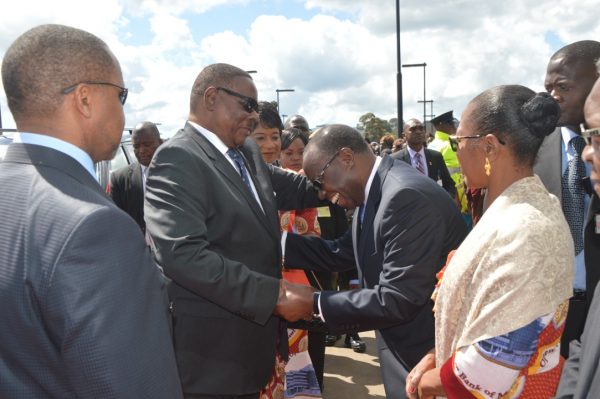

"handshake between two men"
[273,279,319,322]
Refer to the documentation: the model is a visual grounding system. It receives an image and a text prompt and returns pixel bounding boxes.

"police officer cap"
[430,110,454,125]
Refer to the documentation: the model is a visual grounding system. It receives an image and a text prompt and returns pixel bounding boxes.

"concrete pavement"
[322,331,385,398]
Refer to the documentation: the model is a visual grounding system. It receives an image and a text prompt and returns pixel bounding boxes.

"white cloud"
[2,0,600,136]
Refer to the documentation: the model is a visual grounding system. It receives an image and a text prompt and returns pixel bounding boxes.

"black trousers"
[560,295,588,358]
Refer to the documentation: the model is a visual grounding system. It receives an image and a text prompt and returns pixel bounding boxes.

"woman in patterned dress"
[408,86,574,399]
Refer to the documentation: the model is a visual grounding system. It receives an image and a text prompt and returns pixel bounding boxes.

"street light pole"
[402,62,427,124]
[396,0,402,137]
[417,99,434,121]
[275,88,295,117]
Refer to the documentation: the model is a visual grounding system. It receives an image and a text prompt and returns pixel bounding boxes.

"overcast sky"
[1,0,599,136]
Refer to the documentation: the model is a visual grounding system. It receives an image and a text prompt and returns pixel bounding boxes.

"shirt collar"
[13,132,97,180]
[188,120,230,155]
[363,156,382,207]
[561,126,579,148]
[407,146,425,158]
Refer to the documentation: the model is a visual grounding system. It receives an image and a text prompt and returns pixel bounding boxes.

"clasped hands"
[273,279,317,322]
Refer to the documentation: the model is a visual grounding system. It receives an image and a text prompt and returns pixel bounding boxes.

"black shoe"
[325,334,340,346]
[344,333,366,353]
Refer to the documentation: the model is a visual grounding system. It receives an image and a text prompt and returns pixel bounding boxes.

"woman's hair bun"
[518,92,560,139]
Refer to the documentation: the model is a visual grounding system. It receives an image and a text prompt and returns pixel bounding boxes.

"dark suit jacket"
[535,128,598,356]
[556,209,600,398]
[285,156,467,370]
[0,143,182,398]
[110,161,145,233]
[392,147,457,197]
[144,123,320,396]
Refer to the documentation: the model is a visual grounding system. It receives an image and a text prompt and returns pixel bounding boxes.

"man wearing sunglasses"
[0,24,182,398]
[281,124,467,399]
[144,63,321,398]
[556,64,600,399]
[536,40,600,358]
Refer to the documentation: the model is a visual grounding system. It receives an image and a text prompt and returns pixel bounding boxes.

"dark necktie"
[562,136,587,255]
[227,148,254,195]
[414,152,426,175]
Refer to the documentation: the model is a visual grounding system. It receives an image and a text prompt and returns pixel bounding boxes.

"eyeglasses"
[312,149,342,190]
[62,80,128,105]
[448,134,505,152]
[216,87,259,114]
[580,124,600,146]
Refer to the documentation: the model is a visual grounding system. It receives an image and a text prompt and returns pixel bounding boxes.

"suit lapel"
[424,149,436,180]
[184,124,279,241]
[355,156,389,270]
[399,149,411,164]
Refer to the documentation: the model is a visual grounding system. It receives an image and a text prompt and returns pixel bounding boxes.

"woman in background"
[250,101,282,165]
[408,86,574,399]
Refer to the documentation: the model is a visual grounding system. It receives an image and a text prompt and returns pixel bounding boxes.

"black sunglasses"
[449,134,506,152]
[216,86,259,114]
[580,124,600,146]
[313,149,342,190]
[62,80,128,105]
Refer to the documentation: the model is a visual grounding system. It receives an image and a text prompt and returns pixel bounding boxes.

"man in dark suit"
[281,124,467,399]
[556,69,600,399]
[144,63,319,399]
[110,121,162,235]
[536,40,600,357]
[0,24,182,398]
[392,118,457,197]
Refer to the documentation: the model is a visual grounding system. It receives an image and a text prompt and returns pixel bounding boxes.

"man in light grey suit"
[0,24,182,398]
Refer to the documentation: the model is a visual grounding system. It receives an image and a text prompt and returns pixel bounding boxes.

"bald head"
[2,24,118,122]
[284,115,310,134]
[584,74,600,129]
[305,124,370,160]
[133,121,161,140]
[551,40,600,65]
[189,63,252,113]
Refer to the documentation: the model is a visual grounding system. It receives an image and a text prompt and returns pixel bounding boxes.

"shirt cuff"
[314,292,326,322]
[281,231,287,260]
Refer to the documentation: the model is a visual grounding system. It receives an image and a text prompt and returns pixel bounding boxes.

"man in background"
[555,61,600,399]
[110,121,162,236]
[393,118,456,197]
[285,114,311,137]
[536,40,600,356]
[0,24,182,398]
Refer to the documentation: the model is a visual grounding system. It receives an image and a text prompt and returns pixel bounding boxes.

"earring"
[484,158,491,176]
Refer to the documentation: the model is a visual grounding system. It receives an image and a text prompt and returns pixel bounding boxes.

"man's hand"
[273,279,317,322]
[406,349,435,399]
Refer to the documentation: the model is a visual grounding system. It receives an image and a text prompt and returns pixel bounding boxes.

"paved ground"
[322,331,385,398]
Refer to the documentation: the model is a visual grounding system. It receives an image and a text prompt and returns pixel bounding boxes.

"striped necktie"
[414,152,426,175]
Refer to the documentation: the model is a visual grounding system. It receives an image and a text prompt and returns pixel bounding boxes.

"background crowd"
[0,23,599,399]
